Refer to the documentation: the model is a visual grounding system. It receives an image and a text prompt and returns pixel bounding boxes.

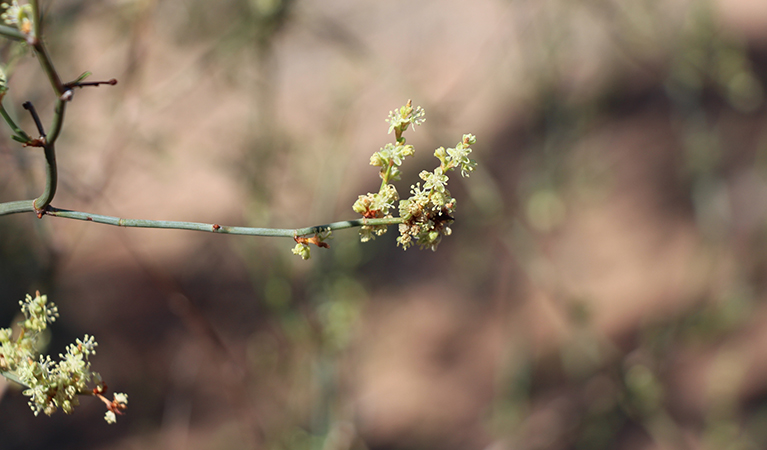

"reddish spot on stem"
[212,224,221,231]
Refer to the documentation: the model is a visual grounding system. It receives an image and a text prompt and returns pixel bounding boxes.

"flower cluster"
[370,142,415,184]
[386,100,425,139]
[0,292,127,423]
[436,134,478,178]
[351,102,477,252]
[18,290,58,332]
[348,101,425,246]
[395,134,476,250]
[291,242,311,260]
[1,1,33,36]
[293,101,475,259]
[352,184,399,242]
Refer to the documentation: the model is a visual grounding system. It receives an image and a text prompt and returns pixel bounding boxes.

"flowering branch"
[351,100,477,252]
[0,2,477,261]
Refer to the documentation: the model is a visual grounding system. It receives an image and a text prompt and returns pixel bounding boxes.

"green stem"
[0,101,31,142]
[30,0,64,96]
[32,143,56,211]
[45,97,66,144]
[32,37,64,96]
[0,200,35,215]
[380,160,396,191]
[1,370,27,388]
[0,24,26,42]
[0,202,403,237]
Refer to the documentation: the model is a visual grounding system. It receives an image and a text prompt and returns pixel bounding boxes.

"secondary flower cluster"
[353,101,477,251]
[0,292,127,423]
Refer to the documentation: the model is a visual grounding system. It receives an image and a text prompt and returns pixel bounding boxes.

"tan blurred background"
[1,0,767,449]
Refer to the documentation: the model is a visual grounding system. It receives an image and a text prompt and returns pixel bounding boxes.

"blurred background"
[1,0,767,449]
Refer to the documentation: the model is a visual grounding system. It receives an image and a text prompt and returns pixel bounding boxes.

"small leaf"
[73,71,92,83]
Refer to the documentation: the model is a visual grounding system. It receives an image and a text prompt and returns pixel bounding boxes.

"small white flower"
[114,393,128,405]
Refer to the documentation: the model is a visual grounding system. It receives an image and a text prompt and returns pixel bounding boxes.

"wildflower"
[420,167,449,193]
[292,243,311,260]
[19,292,58,332]
[386,100,425,137]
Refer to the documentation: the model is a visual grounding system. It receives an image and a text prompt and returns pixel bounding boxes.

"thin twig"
[0,24,25,41]
[0,370,27,388]
[31,143,56,211]
[0,102,31,142]
[22,101,45,137]
[44,97,66,144]
[30,0,64,96]
[64,78,118,90]
[0,201,402,237]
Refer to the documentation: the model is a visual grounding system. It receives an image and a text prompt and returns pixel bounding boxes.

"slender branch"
[0,102,31,142]
[33,39,65,96]
[29,0,64,96]
[31,143,56,211]
[22,101,45,137]
[65,78,118,90]
[0,24,26,41]
[0,201,403,237]
[1,370,27,388]
[0,200,34,215]
[45,97,66,144]
[45,207,403,236]
[30,0,40,38]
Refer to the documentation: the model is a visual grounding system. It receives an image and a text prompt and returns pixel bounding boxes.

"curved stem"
[0,102,31,142]
[32,143,56,211]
